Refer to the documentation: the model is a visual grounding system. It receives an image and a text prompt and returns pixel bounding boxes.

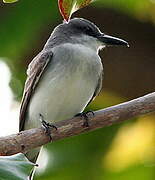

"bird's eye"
[85,27,92,32]
[85,26,97,37]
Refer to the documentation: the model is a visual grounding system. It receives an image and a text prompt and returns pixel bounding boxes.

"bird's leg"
[75,110,95,127]
[39,113,57,141]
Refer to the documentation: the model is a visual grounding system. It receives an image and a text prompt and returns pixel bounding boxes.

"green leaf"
[0,153,35,180]
[58,0,94,21]
[3,0,18,3]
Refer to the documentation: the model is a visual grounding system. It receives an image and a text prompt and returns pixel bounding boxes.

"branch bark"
[0,92,155,156]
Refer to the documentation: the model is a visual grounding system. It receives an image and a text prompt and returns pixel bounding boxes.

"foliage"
[58,0,94,21]
[3,0,18,3]
[0,153,34,180]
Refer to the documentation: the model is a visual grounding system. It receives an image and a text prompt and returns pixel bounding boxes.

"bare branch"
[0,92,155,156]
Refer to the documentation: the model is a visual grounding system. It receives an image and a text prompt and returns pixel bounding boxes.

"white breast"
[24,43,103,130]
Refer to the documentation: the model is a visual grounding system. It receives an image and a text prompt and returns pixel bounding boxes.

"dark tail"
[25,147,41,180]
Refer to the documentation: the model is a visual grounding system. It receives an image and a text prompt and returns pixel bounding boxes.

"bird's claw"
[75,110,95,127]
[39,113,57,141]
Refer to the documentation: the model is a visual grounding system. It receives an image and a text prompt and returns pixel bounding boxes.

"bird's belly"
[25,69,97,129]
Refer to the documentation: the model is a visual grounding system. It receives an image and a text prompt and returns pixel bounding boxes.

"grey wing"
[19,51,53,131]
[86,72,103,107]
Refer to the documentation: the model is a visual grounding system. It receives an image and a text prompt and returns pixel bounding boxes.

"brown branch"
[0,92,155,156]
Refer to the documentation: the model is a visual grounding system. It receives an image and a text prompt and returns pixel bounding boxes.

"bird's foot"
[75,110,95,127]
[39,113,57,141]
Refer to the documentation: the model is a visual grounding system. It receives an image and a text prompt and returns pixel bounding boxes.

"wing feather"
[19,52,53,131]
[86,72,103,107]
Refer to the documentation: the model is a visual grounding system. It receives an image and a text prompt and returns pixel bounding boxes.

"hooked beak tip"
[127,43,130,48]
[98,34,129,47]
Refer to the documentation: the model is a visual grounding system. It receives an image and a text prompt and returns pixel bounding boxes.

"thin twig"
[0,92,155,156]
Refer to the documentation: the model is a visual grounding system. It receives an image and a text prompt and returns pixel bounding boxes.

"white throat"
[72,34,105,53]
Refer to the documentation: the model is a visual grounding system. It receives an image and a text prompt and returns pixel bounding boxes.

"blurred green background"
[0,0,155,179]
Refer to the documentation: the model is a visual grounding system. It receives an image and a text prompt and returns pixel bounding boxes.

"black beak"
[97,34,129,47]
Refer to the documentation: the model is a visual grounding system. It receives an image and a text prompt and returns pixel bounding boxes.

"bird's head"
[58,18,129,51]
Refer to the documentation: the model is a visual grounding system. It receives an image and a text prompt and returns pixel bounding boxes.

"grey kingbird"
[19,18,128,178]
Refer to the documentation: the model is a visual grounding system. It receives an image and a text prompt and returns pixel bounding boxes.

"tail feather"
[25,147,41,180]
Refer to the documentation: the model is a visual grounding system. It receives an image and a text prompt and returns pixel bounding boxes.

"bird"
[19,18,128,179]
